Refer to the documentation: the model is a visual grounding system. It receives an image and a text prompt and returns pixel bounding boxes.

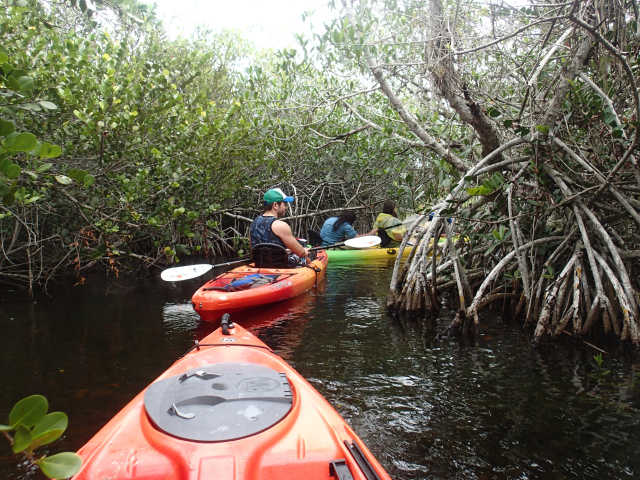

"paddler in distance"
[370,199,407,247]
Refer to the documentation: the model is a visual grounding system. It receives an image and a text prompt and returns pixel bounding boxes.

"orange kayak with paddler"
[73,315,391,480]
[191,250,328,322]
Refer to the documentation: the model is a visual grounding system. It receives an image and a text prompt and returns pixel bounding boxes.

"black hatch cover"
[144,363,293,442]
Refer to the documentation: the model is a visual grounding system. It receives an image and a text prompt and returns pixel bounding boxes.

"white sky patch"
[144,0,332,50]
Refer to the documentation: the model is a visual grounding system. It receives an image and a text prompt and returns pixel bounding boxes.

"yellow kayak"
[326,236,453,263]
[327,245,413,262]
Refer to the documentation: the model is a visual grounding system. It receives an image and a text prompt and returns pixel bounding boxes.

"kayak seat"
[205,274,280,292]
[252,243,289,268]
[378,228,392,247]
[307,230,323,247]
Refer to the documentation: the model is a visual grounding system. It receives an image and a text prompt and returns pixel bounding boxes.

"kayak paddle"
[343,235,381,249]
[160,259,248,282]
[160,236,381,282]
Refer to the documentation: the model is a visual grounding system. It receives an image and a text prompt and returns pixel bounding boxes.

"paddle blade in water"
[161,264,212,282]
[344,235,382,249]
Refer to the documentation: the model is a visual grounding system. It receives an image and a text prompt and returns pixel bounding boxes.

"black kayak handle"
[221,313,234,335]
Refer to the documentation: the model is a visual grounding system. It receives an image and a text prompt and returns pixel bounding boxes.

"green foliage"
[1,394,82,479]
[593,353,604,369]
[590,354,611,381]
[491,225,509,242]
[7,394,48,429]
[486,106,501,118]
[485,224,510,256]
[1,0,450,291]
[466,173,505,196]
[0,0,276,283]
[0,40,63,206]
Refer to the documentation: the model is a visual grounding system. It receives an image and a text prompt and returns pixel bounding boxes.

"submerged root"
[389,214,640,346]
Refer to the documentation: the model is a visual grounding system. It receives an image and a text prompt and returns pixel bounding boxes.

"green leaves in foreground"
[1,394,82,479]
[38,452,83,479]
[8,394,48,429]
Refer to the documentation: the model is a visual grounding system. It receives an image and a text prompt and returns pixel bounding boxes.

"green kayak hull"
[326,246,413,262]
[325,237,453,263]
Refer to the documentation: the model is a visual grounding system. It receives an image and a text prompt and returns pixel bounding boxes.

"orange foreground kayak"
[74,316,391,480]
[191,250,328,322]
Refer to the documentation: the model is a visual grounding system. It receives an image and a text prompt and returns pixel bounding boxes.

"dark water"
[1,261,640,479]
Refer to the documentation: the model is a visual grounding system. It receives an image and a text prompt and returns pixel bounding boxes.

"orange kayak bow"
[74,314,391,480]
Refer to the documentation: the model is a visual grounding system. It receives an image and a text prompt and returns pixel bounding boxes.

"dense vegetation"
[2,0,640,346]
[0,0,421,293]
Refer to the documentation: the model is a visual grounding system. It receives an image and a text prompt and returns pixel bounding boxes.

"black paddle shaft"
[308,241,345,251]
[209,241,344,269]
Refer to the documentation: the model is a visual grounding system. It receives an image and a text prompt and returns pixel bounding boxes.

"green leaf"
[612,128,624,138]
[0,157,11,174]
[55,175,73,185]
[12,425,32,453]
[37,452,83,479]
[9,394,48,428]
[36,162,53,173]
[466,185,493,196]
[3,132,38,152]
[503,119,513,128]
[19,103,42,112]
[38,100,58,110]
[5,162,21,179]
[38,142,62,159]
[15,75,34,93]
[67,168,88,184]
[83,174,95,187]
[487,107,501,118]
[0,50,8,65]
[23,193,41,204]
[0,119,16,136]
[30,412,68,449]
[535,124,550,134]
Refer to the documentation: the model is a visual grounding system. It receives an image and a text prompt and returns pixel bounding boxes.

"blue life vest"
[224,274,279,291]
[250,215,286,248]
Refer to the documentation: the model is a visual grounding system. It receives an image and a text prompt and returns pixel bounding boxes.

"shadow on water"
[1,261,640,479]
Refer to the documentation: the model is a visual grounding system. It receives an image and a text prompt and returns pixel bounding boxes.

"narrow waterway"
[1,260,639,479]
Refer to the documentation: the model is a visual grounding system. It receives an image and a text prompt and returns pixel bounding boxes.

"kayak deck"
[192,251,328,322]
[74,318,391,480]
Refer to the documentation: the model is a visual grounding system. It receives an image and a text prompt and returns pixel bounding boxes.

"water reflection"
[162,302,200,328]
[1,263,640,479]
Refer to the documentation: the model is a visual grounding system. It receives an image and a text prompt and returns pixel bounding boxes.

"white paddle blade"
[161,264,212,282]
[344,235,382,249]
